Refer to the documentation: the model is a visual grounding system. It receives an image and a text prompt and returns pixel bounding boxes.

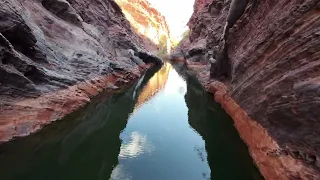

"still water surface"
[0,63,262,180]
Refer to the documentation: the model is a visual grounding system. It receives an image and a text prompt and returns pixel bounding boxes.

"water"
[0,63,263,180]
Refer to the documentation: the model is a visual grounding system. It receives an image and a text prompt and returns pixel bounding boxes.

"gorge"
[0,0,319,179]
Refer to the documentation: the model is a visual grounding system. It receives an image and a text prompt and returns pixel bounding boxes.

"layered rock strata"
[116,0,172,52]
[0,0,162,142]
[173,0,320,179]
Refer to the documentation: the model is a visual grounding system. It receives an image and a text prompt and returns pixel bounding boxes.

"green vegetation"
[157,34,168,58]
[156,28,190,57]
[171,38,180,50]
[181,29,190,40]
[171,28,190,51]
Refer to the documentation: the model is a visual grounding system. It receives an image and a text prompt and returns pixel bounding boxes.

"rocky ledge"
[172,0,320,179]
[0,0,163,142]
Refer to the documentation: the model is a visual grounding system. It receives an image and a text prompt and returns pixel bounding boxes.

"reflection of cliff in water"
[135,63,172,109]
[0,65,162,180]
[180,65,263,180]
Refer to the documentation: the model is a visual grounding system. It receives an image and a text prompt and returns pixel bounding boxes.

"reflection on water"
[119,131,155,158]
[135,63,172,109]
[0,63,262,180]
[110,64,207,180]
[176,65,263,180]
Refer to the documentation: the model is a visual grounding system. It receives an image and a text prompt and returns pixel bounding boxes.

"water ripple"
[119,131,155,159]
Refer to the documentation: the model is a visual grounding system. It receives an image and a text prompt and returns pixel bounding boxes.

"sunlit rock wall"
[116,0,172,53]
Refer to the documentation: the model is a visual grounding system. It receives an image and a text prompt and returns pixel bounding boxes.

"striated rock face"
[0,0,162,142]
[115,0,172,52]
[175,0,320,179]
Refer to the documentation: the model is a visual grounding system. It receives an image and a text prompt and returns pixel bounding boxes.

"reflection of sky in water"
[110,165,131,180]
[112,132,155,180]
[142,69,187,114]
[111,66,210,180]
[163,69,187,96]
[119,131,155,159]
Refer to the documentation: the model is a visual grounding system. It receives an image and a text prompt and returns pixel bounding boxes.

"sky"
[148,0,195,39]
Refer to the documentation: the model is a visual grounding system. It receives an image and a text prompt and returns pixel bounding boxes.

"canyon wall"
[174,0,320,179]
[116,0,172,53]
[0,0,163,142]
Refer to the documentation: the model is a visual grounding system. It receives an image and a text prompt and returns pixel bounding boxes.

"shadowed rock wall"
[174,0,320,179]
[0,0,162,142]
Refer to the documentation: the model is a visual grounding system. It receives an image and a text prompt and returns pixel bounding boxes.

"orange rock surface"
[116,0,172,52]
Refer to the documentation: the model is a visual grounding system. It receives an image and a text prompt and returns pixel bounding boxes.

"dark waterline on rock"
[0,63,263,180]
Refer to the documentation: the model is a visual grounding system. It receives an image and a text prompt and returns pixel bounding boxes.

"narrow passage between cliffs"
[0,63,263,180]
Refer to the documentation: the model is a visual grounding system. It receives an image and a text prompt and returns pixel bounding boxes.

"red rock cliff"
[116,0,172,53]
[0,0,162,142]
[174,0,320,179]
